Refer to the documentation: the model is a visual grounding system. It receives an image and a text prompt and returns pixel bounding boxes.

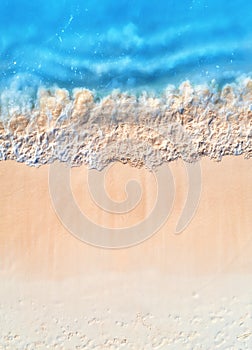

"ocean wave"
[1,0,252,90]
[0,77,251,168]
[0,0,252,167]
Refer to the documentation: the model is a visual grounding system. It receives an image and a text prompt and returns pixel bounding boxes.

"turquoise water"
[1,0,252,94]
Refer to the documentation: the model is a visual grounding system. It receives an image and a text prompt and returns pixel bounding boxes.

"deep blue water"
[1,0,252,94]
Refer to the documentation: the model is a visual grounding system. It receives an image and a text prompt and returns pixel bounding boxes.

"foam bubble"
[0,77,251,168]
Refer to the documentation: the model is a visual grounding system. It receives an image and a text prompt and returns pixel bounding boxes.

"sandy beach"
[1,0,252,346]
[0,156,252,348]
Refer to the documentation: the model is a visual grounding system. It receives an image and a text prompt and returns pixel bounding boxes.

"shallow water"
[1,0,252,94]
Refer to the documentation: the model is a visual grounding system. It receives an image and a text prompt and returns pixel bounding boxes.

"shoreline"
[1,78,252,169]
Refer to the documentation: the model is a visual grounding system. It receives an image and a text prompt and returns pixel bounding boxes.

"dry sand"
[0,156,252,348]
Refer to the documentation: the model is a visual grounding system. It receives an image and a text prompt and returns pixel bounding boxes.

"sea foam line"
[0,78,251,169]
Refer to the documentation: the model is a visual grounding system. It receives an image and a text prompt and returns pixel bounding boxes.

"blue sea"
[1,0,252,96]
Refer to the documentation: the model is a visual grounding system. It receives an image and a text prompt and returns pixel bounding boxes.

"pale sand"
[0,157,252,348]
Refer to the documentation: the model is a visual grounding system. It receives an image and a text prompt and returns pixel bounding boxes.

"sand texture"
[0,157,252,348]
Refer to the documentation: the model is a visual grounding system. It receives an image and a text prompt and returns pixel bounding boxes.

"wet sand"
[0,157,252,348]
